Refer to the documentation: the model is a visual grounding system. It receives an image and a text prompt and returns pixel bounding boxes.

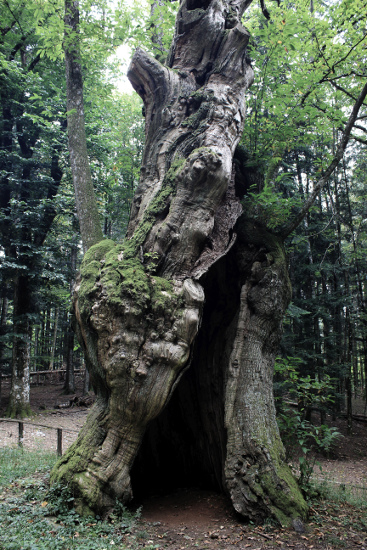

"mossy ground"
[0,448,136,550]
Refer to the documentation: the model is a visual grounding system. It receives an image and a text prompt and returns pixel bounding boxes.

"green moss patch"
[182,89,215,130]
[124,157,185,260]
[78,236,180,323]
[261,463,308,525]
[151,276,174,313]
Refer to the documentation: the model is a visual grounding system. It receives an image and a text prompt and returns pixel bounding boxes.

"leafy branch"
[280,79,367,238]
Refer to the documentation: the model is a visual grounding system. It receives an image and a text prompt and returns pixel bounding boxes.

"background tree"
[0,0,143,416]
[240,0,367,430]
[64,0,103,251]
[0,0,66,416]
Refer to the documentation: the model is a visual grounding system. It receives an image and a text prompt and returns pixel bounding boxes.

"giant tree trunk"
[52,0,307,523]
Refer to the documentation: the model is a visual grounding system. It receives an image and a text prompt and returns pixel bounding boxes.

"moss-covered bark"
[52,239,204,513]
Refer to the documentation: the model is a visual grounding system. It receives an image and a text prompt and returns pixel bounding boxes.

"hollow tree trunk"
[52,0,307,523]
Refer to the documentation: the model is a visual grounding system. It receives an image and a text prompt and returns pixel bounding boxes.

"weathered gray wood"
[18,421,24,448]
[57,428,63,457]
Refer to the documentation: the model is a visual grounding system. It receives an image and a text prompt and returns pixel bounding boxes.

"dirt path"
[0,408,88,453]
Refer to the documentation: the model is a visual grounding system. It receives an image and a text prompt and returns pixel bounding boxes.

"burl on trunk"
[52,0,307,524]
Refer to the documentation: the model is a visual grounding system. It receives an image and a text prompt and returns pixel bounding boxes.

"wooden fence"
[0,418,80,456]
[0,368,85,385]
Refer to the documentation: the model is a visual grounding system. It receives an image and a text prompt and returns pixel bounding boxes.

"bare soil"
[0,378,367,549]
[0,375,90,453]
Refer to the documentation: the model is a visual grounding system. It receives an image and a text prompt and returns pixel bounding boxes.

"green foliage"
[87,91,144,240]
[280,146,367,404]
[110,500,142,533]
[274,357,342,492]
[238,0,367,248]
[242,183,303,230]
[0,448,140,549]
[243,0,367,165]
[126,0,178,58]
[0,0,145,381]
[46,481,76,515]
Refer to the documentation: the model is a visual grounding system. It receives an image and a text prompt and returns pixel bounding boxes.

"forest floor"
[0,378,366,549]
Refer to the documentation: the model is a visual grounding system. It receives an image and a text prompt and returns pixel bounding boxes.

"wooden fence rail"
[0,418,79,456]
[0,369,85,385]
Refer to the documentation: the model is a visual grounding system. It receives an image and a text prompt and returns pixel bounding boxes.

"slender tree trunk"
[33,325,39,371]
[344,274,353,434]
[0,291,9,407]
[43,308,51,370]
[52,0,307,523]
[83,363,90,396]
[64,320,75,393]
[7,275,32,418]
[64,0,103,252]
[49,307,59,371]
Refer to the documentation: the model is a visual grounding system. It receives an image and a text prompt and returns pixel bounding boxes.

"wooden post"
[18,422,24,448]
[57,428,62,456]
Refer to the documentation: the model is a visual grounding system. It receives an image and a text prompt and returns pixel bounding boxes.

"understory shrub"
[274,357,342,492]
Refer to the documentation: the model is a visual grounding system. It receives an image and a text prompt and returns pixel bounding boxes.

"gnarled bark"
[52,0,307,523]
[131,215,307,524]
[224,219,305,523]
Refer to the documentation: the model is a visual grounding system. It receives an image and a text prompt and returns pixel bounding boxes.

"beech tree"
[52,0,367,523]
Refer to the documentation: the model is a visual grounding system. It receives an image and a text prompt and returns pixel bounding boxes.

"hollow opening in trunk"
[131,249,241,499]
[186,0,212,11]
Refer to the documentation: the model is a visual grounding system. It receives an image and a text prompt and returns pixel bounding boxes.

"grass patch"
[0,448,153,550]
[314,477,367,512]
[0,447,56,487]
[307,479,367,546]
